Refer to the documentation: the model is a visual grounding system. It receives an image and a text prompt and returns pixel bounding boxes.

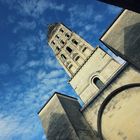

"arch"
[55,35,59,39]
[51,41,55,45]
[93,77,104,89]
[72,39,78,45]
[75,56,80,61]
[66,47,72,53]
[59,28,64,33]
[97,83,140,140]
[72,53,78,60]
[61,40,65,45]
[66,61,71,67]
[82,47,87,52]
[56,46,60,51]
[65,33,70,38]
[61,54,67,62]
[68,63,73,69]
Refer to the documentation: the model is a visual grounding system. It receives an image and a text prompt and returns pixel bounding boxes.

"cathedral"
[38,7,140,140]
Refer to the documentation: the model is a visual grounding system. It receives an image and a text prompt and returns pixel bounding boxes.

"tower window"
[55,35,59,39]
[72,39,78,45]
[66,47,72,53]
[68,64,73,69]
[82,47,87,52]
[93,77,104,89]
[60,28,64,33]
[61,40,65,45]
[65,33,70,38]
[51,41,55,45]
[61,54,67,61]
[56,46,60,51]
[75,56,80,61]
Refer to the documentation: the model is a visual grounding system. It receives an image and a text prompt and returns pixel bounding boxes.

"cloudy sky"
[0,0,122,140]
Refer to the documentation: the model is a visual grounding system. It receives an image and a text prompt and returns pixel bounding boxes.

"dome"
[47,23,60,41]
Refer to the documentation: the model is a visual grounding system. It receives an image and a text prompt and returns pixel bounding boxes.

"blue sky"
[0,0,122,140]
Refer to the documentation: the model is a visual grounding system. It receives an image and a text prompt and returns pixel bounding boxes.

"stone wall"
[70,47,122,104]
[39,94,79,140]
[101,10,140,70]
[39,93,98,140]
[82,65,140,140]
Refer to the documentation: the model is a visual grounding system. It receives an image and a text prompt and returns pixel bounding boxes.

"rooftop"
[47,23,60,41]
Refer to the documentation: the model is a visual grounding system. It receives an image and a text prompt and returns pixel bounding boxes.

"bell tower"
[48,23,122,104]
[48,23,95,77]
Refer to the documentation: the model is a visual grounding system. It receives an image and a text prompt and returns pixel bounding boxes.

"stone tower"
[48,23,122,104]
[48,23,94,77]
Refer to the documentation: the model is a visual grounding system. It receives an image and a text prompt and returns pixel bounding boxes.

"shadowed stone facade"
[39,9,140,140]
[82,65,140,140]
[38,93,99,140]
[101,10,140,70]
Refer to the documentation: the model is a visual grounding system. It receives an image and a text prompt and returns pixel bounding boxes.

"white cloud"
[107,5,122,15]
[42,134,46,140]
[85,24,98,33]
[44,57,62,69]
[13,20,36,34]
[26,60,42,68]
[39,30,46,42]
[10,34,41,71]
[0,63,10,75]
[46,70,64,79]
[0,113,41,140]
[7,16,16,24]
[12,35,38,51]
[37,70,46,80]
[12,50,28,71]
[85,24,93,31]
[68,5,94,28]
[35,68,68,93]
[1,0,65,18]
[16,0,65,18]
[67,4,103,41]
[19,20,36,29]
[46,2,65,11]
[0,114,20,139]
[94,14,103,22]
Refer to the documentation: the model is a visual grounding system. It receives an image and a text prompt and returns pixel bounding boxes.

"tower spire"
[47,23,59,41]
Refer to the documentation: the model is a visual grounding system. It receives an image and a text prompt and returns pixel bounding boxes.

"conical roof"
[47,23,60,41]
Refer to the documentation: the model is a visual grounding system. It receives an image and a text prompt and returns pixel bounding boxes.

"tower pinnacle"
[47,23,60,41]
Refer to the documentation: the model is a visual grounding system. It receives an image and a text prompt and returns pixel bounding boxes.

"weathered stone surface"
[48,23,95,77]
[39,93,98,140]
[82,65,140,140]
[70,47,122,104]
[101,10,140,70]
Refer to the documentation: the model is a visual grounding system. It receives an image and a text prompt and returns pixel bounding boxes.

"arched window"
[65,33,70,38]
[72,39,78,45]
[75,56,80,61]
[68,64,73,69]
[61,54,66,61]
[93,77,104,89]
[55,35,59,39]
[66,47,72,53]
[56,47,60,51]
[61,40,65,44]
[51,41,55,45]
[82,47,87,52]
[60,28,64,33]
